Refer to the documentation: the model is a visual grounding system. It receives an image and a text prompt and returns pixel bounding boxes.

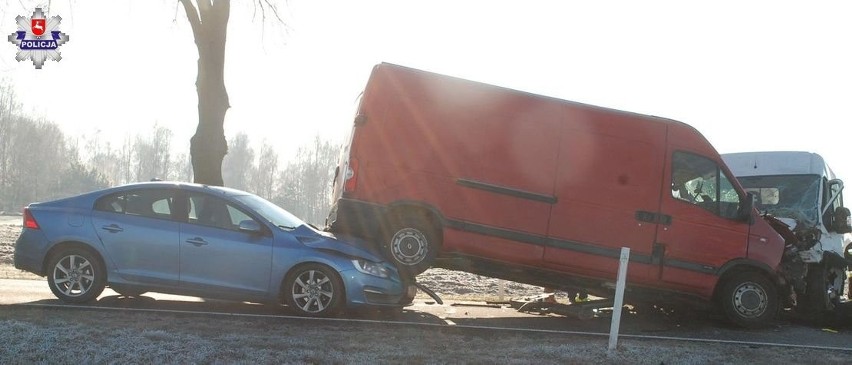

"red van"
[327,63,790,327]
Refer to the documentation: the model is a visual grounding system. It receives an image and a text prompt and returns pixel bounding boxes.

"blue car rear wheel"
[47,247,106,304]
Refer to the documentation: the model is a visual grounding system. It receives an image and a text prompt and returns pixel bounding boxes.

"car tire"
[385,216,440,277]
[283,263,345,317]
[803,263,842,325]
[719,272,778,328]
[47,247,106,304]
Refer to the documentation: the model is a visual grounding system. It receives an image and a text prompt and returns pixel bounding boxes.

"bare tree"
[86,139,122,186]
[5,117,69,207]
[61,142,109,197]
[250,141,278,200]
[119,136,135,185]
[222,132,254,190]
[274,136,340,225]
[0,83,17,203]
[178,0,283,186]
[133,125,173,181]
[170,152,194,182]
[179,0,230,186]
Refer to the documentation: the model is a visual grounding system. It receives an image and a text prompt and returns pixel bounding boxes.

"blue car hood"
[293,226,384,262]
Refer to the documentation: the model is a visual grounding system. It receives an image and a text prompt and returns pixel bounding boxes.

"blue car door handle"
[186,237,208,246]
[101,224,123,233]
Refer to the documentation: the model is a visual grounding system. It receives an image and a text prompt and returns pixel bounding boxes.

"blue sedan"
[14,182,412,316]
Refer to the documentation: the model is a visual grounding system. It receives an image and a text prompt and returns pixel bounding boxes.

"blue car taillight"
[23,208,39,230]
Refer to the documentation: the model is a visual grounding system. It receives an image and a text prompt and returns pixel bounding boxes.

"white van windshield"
[738,174,821,225]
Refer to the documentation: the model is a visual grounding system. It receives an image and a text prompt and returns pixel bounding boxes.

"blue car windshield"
[233,194,305,230]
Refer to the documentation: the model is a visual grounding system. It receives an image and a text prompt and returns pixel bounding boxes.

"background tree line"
[0,83,340,225]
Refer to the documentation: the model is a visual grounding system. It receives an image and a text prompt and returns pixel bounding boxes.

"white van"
[723,151,852,318]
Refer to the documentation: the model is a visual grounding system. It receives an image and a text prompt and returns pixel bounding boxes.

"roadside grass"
[1,306,847,364]
[0,307,606,364]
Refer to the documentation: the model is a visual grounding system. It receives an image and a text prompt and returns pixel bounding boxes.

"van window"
[671,152,741,219]
[740,174,820,224]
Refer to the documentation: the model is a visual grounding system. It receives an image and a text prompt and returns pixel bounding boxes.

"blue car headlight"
[352,259,389,278]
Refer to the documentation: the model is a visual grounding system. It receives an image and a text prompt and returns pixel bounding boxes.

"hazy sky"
[3,1,852,180]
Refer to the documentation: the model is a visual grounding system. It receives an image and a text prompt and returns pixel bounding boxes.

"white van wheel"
[802,263,843,324]
[386,216,439,276]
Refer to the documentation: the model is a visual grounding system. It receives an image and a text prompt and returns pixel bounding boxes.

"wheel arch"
[278,261,347,304]
[43,241,107,278]
[713,259,778,300]
[384,200,445,237]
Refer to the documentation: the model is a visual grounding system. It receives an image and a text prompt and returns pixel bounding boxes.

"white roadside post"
[498,280,506,302]
[608,247,630,352]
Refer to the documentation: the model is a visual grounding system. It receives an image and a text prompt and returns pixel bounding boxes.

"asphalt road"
[2,278,852,352]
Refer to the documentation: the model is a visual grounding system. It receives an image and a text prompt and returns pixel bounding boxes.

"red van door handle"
[635,211,672,225]
[635,211,657,224]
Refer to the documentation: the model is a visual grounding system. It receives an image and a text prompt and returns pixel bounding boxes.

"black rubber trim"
[665,259,717,275]
[456,178,557,204]
[445,219,657,266]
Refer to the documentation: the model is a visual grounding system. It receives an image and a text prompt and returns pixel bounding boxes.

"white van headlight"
[352,259,389,278]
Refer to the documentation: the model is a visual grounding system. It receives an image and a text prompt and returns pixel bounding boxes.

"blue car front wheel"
[284,263,345,317]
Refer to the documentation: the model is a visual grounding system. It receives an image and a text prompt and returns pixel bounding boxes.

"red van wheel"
[386,216,440,276]
[719,272,778,328]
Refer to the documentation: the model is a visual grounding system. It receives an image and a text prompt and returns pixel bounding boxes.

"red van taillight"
[23,208,40,230]
[344,158,359,192]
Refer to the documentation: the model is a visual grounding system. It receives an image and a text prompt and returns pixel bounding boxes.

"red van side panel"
[351,64,560,261]
[543,107,668,285]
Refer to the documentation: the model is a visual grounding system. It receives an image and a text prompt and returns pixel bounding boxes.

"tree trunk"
[181,0,231,186]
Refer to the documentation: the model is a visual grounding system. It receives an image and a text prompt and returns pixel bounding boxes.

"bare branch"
[178,0,201,39]
[173,1,180,23]
[260,0,284,23]
[197,0,212,17]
